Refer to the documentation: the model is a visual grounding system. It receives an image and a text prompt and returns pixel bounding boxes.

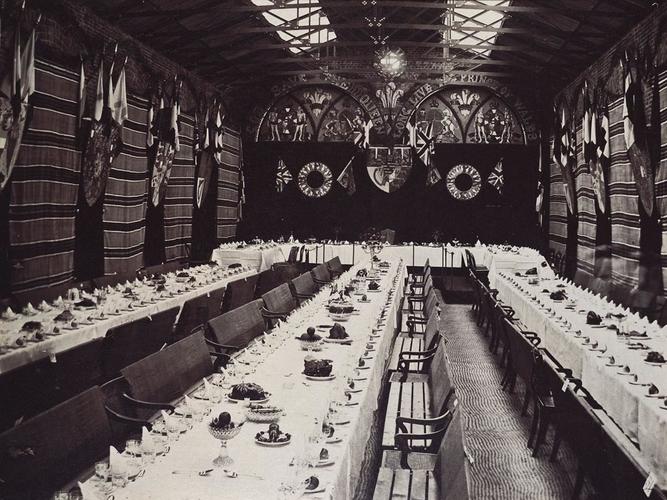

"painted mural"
[257,86,370,142]
[410,87,526,145]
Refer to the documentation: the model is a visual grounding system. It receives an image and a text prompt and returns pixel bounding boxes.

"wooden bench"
[382,342,456,449]
[374,407,470,500]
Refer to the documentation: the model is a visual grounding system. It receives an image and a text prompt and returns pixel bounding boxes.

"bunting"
[195,102,216,209]
[488,157,504,194]
[336,156,356,195]
[77,59,86,130]
[0,26,36,191]
[276,158,292,192]
[622,53,654,216]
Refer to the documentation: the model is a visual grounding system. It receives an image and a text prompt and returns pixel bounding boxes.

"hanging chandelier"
[373,47,407,80]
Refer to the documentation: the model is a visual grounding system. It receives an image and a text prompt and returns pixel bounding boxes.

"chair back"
[423,313,441,349]
[262,283,297,315]
[311,263,331,284]
[174,295,211,341]
[287,246,299,263]
[207,298,265,348]
[122,331,213,404]
[429,342,455,414]
[147,306,179,348]
[221,273,259,312]
[101,316,153,378]
[504,318,539,383]
[206,286,226,318]
[0,387,111,499]
[291,272,317,299]
[255,268,283,299]
[436,408,469,500]
[327,256,344,278]
[51,338,105,404]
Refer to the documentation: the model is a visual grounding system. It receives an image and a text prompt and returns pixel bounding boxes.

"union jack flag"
[488,158,504,194]
[276,158,292,192]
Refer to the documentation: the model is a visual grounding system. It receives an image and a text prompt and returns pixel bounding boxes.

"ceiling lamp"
[374,47,407,80]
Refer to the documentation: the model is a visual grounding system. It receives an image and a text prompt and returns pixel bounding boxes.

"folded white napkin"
[78,480,100,500]
[203,378,213,398]
[161,410,176,428]
[108,445,125,474]
[141,426,155,453]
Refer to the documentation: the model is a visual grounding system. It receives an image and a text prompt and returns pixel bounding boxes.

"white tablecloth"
[0,268,257,375]
[496,273,667,489]
[212,244,290,272]
[83,259,407,499]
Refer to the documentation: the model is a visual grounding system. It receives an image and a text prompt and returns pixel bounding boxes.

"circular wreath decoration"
[446,164,482,201]
[298,162,333,198]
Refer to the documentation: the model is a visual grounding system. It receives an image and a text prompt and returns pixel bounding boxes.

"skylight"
[447,0,511,57]
[251,0,337,55]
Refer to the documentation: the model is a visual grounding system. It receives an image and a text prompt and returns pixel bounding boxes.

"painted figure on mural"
[437,108,458,142]
[500,110,513,143]
[293,107,307,141]
[474,112,487,143]
[268,110,281,141]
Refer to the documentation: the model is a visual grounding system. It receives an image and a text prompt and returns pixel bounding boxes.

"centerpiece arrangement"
[208,412,244,467]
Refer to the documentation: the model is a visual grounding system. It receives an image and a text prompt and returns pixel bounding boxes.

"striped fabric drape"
[9,59,80,292]
[217,125,241,242]
[164,114,195,261]
[573,123,597,279]
[3,58,244,293]
[103,94,149,276]
[655,68,667,292]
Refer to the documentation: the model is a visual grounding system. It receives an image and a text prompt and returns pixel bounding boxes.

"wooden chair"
[0,387,112,500]
[388,312,441,372]
[374,408,469,500]
[0,357,55,433]
[205,298,265,354]
[501,318,541,416]
[173,294,212,341]
[50,338,105,404]
[311,263,332,286]
[100,376,156,449]
[382,342,456,450]
[121,331,224,407]
[145,306,179,348]
[261,283,297,327]
[290,272,317,304]
[101,316,153,378]
[254,268,283,299]
[221,273,259,312]
[326,256,344,278]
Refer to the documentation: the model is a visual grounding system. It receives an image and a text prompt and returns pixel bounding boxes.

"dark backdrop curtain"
[191,161,219,262]
[241,142,539,245]
[0,185,10,296]
[73,184,104,281]
[565,209,579,280]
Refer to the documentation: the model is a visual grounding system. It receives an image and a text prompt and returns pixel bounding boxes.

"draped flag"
[622,53,654,215]
[276,158,292,192]
[146,96,155,148]
[195,103,215,209]
[555,106,577,215]
[582,82,593,173]
[488,157,504,194]
[77,59,86,134]
[0,26,36,191]
[337,156,356,195]
[353,119,373,149]
[150,83,180,207]
[425,142,441,187]
[82,53,123,206]
[536,180,544,226]
[592,97,610,213]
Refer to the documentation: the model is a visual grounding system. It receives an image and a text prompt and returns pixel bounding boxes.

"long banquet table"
[213,241,547,280]
[496,272,667,490]
[0,266,257,375]
[79,258,407,499]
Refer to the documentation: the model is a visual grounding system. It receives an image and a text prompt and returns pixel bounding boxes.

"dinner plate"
[331,417,350,425]
[304,486,326,495]
[352,376,367,381]
[255,437,291,447]
[227,395,270,404]
[367,290,381,293]
[357,299,371,303]
[644,361,665,367]
[314,459,334,467]
[323,338,351,344]
[345,388,362,394]
[326,436,342,444]
[304,374,336,381]
[645,394,666,398]
[356,365,370,370]
[617,371,634,376]
[660,404,667,411]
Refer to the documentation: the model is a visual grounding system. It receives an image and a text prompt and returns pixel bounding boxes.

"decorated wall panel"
[257,86,370,143]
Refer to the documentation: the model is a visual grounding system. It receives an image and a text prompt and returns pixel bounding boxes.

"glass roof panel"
[251,0,336,55]
[447,0,511,57]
